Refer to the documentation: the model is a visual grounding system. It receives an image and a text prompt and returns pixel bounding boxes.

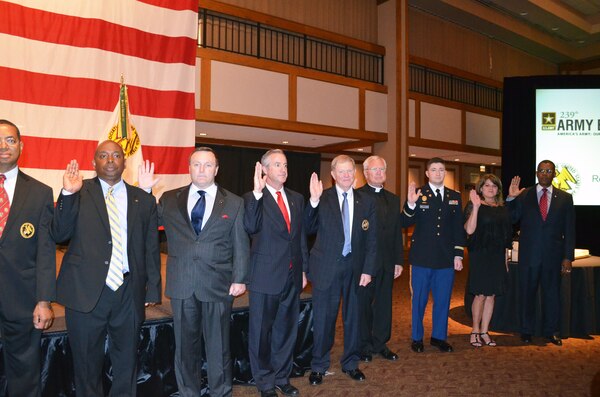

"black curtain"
[502,75,600,255]
[201,145,321,199]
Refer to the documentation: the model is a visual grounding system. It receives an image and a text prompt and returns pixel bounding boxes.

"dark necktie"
[276,191,291,233]
[0,174,9,237]
[435,188,442,204]
[539,188,548,221]
[191,190,206,235]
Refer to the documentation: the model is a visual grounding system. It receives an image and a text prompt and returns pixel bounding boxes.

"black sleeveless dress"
[464,203,513,296]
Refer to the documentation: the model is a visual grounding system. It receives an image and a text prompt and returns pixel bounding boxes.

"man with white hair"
[357,155,404,363]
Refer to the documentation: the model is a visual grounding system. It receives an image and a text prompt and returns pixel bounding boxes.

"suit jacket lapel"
[88,178,111,235]
[125,183,139,241]
[200,186,225,235]
[326,188,344,234]
[177,185,194,233]
[2,172,29,241]
[284,187,297,236]
[352,190,362,240]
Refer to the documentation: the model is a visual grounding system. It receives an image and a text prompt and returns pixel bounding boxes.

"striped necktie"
[0,175,9,238]
[105,186,124,291]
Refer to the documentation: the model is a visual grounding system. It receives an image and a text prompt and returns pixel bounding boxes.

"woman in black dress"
[464,174,512,347]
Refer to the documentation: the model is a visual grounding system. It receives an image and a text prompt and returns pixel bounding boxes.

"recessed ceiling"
[410,0,600,64]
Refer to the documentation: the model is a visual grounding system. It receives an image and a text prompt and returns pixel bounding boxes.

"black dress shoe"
[261,389,278,397]
[275,383,299,396]
[378,348,398,361]
[342,368,366,381]
[360,352,372,362]
[308,371,324,386]
[411,340,424,353]
[430,338,453,352]
[521,333,532,344]
[546,335,563,346]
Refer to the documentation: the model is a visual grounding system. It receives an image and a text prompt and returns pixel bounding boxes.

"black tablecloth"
[0,299,314,397]
[464,257,600,338]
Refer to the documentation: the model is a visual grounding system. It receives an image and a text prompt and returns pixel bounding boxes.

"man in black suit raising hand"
[243,149,308,397]
[508,160,575,346]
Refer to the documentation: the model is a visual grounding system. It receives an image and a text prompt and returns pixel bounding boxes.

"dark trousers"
[518,263,561,336]
[171,294,232,397]
[66,278,140,397]
[358,265,394,354]
[248,270,299,392]
[410,265,454,341]
[0,310,42,397]
[311,255,360,372]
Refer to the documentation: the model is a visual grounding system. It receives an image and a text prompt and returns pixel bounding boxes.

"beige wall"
[214,0,379,43]
[408,8,557,80]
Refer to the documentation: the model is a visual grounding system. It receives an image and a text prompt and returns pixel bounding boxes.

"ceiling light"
[491,162,496,165]
[519,12,528,16]
[454,158,460,162]
[578,40,586,44]
[479,165,486,172]
[282,140,289,144]
[357,148,364,151]
[551,27,559,31]
[410,153,416,157]
[198,132,207,136]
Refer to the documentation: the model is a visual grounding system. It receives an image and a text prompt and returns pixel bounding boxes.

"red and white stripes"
[0,0,198,198]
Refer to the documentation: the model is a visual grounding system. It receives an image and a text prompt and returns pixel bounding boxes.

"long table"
[0,298,314,396]
[464,256,600,338]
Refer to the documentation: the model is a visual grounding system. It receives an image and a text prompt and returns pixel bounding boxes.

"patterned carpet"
[233,259,600,397]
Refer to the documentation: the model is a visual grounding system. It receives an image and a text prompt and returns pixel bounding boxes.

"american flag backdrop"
[0,0,198,198]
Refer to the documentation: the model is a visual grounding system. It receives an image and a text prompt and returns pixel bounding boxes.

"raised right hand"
[253,161,267,193]
[309,172,323,202]
[63,160,83,193]
[407,181,421,205]
[469,188,481,208]
[508,176,525,198]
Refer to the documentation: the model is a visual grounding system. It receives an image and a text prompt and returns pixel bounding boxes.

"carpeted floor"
[232,259,600,397]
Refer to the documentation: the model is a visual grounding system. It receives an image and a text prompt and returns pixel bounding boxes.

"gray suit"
[159,184,249,397]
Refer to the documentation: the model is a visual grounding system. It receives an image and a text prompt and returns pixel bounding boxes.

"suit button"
[437,233,440,236]
[437,225,440,228]
[108,241,112,245]
[438,217,441,220]
[104,261,109,265]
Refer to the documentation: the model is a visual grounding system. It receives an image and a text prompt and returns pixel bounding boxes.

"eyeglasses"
[366,167,386,172]
[537,169,555,175]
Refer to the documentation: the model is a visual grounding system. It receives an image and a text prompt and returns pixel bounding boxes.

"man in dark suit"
[357,155,403,363]
[53,140,161,397]
[402,157,465,353]
[243,149,308,397]
[0,120,55,397]
[508,160,575,346]
[158,147,249,397]
[304,154,377,386]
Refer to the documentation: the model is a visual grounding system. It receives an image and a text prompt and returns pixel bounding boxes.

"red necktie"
[276,191,291,233]
[0,175,10,237]
[539,187,548,221]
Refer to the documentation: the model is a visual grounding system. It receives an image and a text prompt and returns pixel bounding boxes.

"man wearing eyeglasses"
[357,156,403,363]
[507,160,575,346]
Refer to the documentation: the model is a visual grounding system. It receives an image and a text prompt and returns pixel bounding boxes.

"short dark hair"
[426,157,445,169]
[189,146,219,166]
[0,119,21,139]
[537,159,555,171]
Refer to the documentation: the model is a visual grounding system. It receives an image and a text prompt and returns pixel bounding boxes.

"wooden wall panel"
[213,0,378,43]
[408,8,557,81]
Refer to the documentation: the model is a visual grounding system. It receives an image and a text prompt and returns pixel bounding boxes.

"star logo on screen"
[541,112,556,130]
